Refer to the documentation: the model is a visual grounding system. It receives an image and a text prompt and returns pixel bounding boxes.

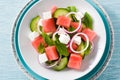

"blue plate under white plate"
[12,0,114,80]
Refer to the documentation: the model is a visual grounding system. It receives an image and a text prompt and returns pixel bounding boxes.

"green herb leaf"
[84,43,92,55]
[66,6,79,22]
[71,14,79,22]
[42,32,54,46]
[68,26,75,31]
[38,43,45,53]
[55,41,69,57]
[53,57,68,71]
[66,6,77,12]
[77,41,92,59]
[82,12,93,30]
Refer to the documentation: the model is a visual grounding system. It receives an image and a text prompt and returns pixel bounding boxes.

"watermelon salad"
[29,6,97,71]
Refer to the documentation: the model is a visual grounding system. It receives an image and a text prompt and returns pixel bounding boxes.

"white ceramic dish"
[12,0,113,80]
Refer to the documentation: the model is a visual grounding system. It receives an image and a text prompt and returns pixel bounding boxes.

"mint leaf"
[71,14,79,22]
[66,6,79,22]
[38,43,45,53]
[66,6,77,12]
[82,12,93,30]
[68,26,75,31]
[84,42,92,55]
[42,32,54,46]
[55,41,69,57]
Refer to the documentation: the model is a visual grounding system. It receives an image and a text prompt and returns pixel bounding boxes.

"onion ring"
[62,12,82,34]
[70,32,89,53]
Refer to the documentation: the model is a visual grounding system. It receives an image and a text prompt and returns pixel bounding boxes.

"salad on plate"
[29,6,97,71]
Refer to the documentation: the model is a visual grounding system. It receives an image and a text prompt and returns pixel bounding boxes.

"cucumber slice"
[81,23,86,30]
[53,57,68,71]
[30,16,40,32]
[84,43,92,55]
[77,41,85,57]
[77,41,91,59]
[53,8,69,18]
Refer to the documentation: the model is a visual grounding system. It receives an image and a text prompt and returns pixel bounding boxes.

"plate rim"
[11,0,114,80]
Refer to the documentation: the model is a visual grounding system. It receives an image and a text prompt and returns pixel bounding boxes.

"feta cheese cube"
[29,31,39,41]
[59,33,70,44]
[38,53,48,63]
[74,36,81,45]
[76,12,84,20]
[43,11,52,19]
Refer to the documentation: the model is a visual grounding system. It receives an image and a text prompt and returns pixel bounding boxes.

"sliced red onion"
[62,12,82,34]
[66,43,70,48]
[52,31,59,41]
[41,61,58,68]
[38,55,62,68]
[52,28,70,43]
[70,32,89,53]
[89,41,94,54]
[56,25,60,31]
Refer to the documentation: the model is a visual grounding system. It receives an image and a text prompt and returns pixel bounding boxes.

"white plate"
[12,0,113,80]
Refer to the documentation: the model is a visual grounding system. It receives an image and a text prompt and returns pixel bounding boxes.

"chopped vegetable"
[42,18,56,33]
[32,36,46,53]
[45,46,59,61]
[51,5,57,14]
[38,43,45,53]
[67,53,82,70]
[64,12,81,33]
[29,6,96,71]
[55,40,69,57]
[67,6,77,12]
[69,33,89,53]
[53,8,69,18]
[56,16,71,28]
[42,32,54,46]
[30,16,40,32]
[53,57,68,71]
[82,12,93,29]
[82,28,96,42]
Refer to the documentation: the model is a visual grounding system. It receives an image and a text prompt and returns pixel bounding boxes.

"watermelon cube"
[42,18,56,33]
[67,53,82,70]
[72,42,78,50]
[32,36,45,52]
[45,46,59,61]
[56,16,71,29]
[70,22,79,29]
[51,5,57,14]
[70,22,82,32]
[68,42,78,54]
[82,28,96,42]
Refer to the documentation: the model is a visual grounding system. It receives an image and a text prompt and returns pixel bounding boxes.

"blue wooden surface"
[0,0,120,80]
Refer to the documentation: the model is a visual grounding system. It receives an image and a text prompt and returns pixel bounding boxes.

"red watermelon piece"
[68,42,78,54]
[67,53,82,70]
[70,22,82,32]
[51,5,57,14]
[45,46,59,61]
[56,16,71,29]
[32,36,46,52]
[82,28,96,42]
[72,42,78,50]
[42,18,56,33]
